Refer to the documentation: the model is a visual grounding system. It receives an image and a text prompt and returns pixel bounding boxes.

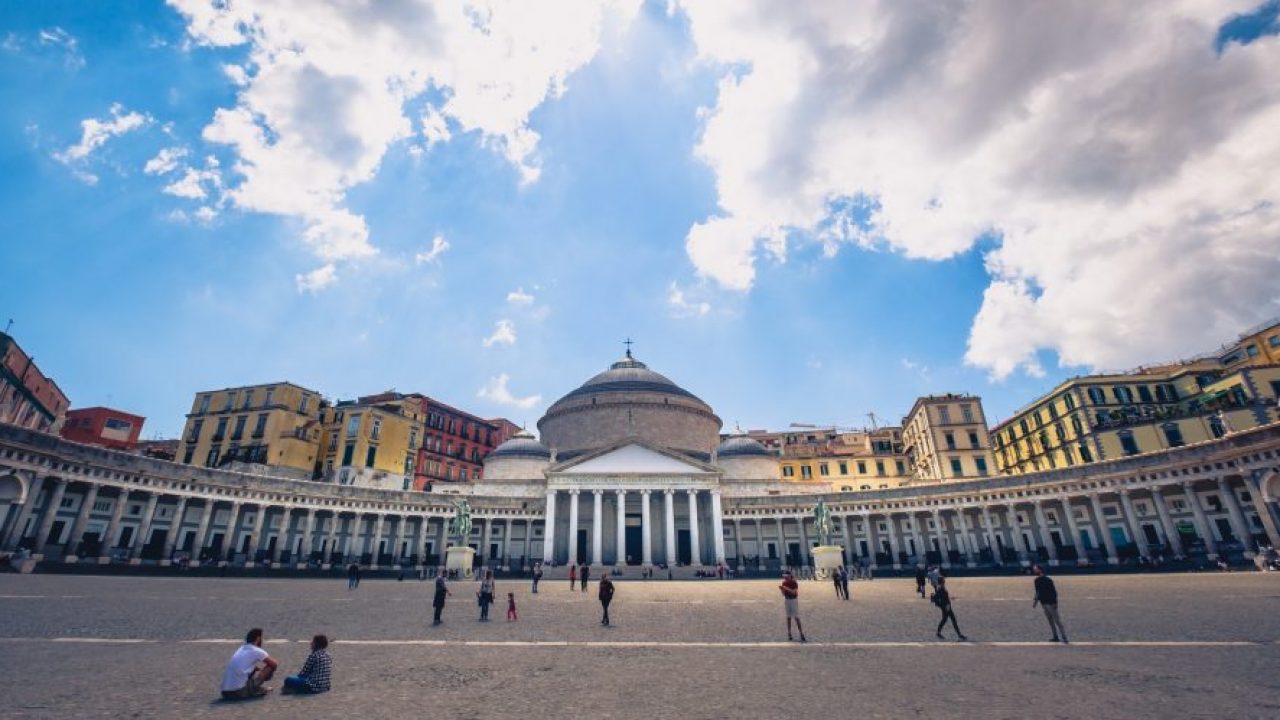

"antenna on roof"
[866,411,880,430]
[3,319,11,334]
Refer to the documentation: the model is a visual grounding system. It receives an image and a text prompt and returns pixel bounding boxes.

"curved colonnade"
[2,422,1279,573]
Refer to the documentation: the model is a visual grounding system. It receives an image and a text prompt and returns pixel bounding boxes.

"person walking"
[347,563,360,590]
[282,635,332,695]
[915,565,927,598]
[477,569,496,621]
[598,574,615,626]
[432,569,451,626]
[779,570,807,642]
[568,564,577,590]
[932,578,966,641]
[927,565,943,592]
[532,562,543,593]
[1032,565,1068,643]
[832,566,844,599]
[839,565,851,601]
[580,563,590,592]
[506,592,518,621]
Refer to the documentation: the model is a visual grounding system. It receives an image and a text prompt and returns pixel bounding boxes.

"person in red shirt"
[779,570,807,642]
[569,564,577,590]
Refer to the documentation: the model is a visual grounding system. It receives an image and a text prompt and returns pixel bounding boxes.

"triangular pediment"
[553,441,716,475]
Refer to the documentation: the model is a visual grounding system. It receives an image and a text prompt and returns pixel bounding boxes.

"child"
[507,592,518,621]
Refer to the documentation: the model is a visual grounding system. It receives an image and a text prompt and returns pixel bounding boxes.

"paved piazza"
[1,573,1278,719]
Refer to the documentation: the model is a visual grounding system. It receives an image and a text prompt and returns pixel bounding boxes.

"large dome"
[537,352,722,457]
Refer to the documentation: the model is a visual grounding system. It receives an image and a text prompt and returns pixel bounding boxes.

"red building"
[0,331,70,433]
[60,406,145,450]
[414,397,518,490]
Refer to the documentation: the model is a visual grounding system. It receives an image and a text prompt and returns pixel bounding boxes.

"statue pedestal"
[445,546,476,578]
[811,545,845,579]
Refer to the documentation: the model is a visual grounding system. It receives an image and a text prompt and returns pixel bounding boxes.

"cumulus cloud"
[54,103,152,169]
[666,281,710,317]
[478,373,541,409]
[414,234,450,265]
[295,263,337,292]
[678,0,1280,378]
[144,146,189,175]
[162,161,222,200]
[482,319,517,348]
[169,0,641,285]
[507,287,535,305]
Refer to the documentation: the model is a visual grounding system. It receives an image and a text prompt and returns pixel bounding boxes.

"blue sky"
[3,1,1279,439]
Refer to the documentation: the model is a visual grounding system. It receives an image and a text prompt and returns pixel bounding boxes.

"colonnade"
[542,487,726,568]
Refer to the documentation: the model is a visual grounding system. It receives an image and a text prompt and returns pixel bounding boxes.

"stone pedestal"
[446,546,476,578]
[811,545,845,579]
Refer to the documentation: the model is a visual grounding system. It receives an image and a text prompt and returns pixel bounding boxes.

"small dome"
[717,435,774,459]
[489,431,551,460]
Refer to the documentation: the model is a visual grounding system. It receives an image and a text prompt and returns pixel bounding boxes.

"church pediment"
[552,441,717,475]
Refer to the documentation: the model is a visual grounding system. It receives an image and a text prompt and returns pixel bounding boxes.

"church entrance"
[625,525,642,564]
[677,530,691,565]
[576,529,588,563]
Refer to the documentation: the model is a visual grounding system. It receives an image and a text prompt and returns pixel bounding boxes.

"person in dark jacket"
[432,570,451,626]
[347,563,361,590]
[1032,565,1068,643]
[933,578,967,641]
[839,566,851,601]
[598,575,615,626]
[915,565,928,598]
[580,563,590,592]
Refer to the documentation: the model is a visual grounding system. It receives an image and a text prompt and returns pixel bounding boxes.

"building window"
[299,395,310,414]
[1118,430,1139,456]
[875,461,885,476]
[967,431,979,448]
[205,447,220,467]
[945,432,956,450]
[1064,393,1076,411]
[365,446,377,468]
[342,443,355,466]
[226,391,236,409]
[1209,414,1226,439]
[1137,385,1153,403]
[371,417,382,441]
[975,457,988,476]
[857,461,867,474]
[819,463,829,476]
[938,406,951,424]
[961,404,973,423]
[213,417,227,441]
[198,395,210,414]
[346,414,361,438]
[188,419,204,442]
[242,390,254,410]
[782,466,794,478]
[231,415,247,441]
[949,458,963,476]
[1087,387,1105,404]
[264,387,275,406]
[253,414,268,438]
[182,446,195,464]
[1079,443,1093,463]
[895,460,905,475]
[801,465,813,480]
[1113,386,1133,404]
[1162,422,1185,448]
[838,461,848,475]
[409,430,417,450]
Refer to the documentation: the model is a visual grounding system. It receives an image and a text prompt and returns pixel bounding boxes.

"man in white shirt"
[220,628,279,700]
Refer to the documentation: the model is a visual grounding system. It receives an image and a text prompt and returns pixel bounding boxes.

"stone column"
[130,493,159,560]
[663,490,676,565]
[777,516,788,565]
[1244,472,1280,548]
[272,508,292,563]
[437,517,448,564]
[615,490,626,567]
[222,501,242,561]
[323,512,340,566]
[1118,490,1149,559]
[370,514,386,566]
[522,519,532,569]
[1218,478,1252,548]
[862,512,877,568]
[687,490,702,566]
[414,516,427,568]
[1088,494,1119,564]
[798,515,811,566]
[1061,497,1084,564]
[755,518,766,570]
[1007,505,1026,563]
[1033,500,1059,565]
[99,489,130,560]
[567,490,581,566]
[162,497,189,560]
[980,506,997,558]
[191,501,215,561]
[930,509,950,568]
[884,514,902,569]
[32,479,68,556]
[1151,488,1184,556]
[247,505,269,565]
[542,489,558,565]
[591,490,604,566]
[3,476,44,550]
[909,515,926,563]
[300,509,317,565]
[955,508,977,567]
[710,490,726,567]
[640,490,653,566]
[1183,482,1218,558]
[64,484,100,558]
[498,518,510,568]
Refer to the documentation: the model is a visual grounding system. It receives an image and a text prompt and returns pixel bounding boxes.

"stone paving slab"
[0,573,1278,718]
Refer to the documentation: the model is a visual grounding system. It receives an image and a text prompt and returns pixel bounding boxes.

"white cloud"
[414,234,451,265]
[169,0,642,283]
[482,319,517,348]
[901,357,931,381]
[38,27,84,69]
[162,164,221,200]
[478,373,541,409]
[666,281,710,317]
[506,287,535,305]
[144,146,188,175]
[295,263,337,292]
[678,1,1280,378]
[54,103,152,165]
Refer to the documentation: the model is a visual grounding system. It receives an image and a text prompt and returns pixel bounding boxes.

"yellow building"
[317,392,425,491]
[992,321,1280,476]
[176,382,325,480]
[746,426,912,491]
[901,395,996,482]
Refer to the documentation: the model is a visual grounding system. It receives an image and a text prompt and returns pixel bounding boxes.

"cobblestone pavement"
[1,572,1278,718]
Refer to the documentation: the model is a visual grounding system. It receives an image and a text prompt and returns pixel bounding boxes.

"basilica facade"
[2,353,1280,574]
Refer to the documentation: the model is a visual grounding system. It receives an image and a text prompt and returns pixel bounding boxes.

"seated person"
[283,635,332,694]
[220,628,278,699]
